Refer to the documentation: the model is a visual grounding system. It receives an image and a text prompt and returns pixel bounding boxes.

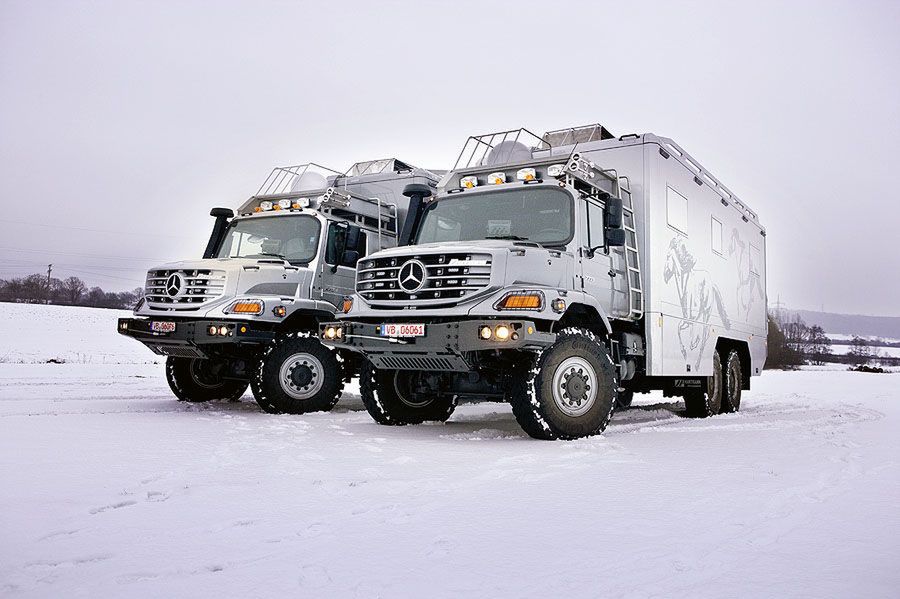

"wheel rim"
[279,352,324,400]
[188,359,224,389]
[393,372,435,408]
[551,356,598,417]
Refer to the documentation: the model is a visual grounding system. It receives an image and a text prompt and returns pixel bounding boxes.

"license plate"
[380,323,425,337]
[150,321,176,333]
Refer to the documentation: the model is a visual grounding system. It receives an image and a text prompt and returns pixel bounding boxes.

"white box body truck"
[322,125,766,439]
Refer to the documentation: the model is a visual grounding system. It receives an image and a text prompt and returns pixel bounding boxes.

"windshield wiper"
[485,235,530,241]
[257,252,288,260]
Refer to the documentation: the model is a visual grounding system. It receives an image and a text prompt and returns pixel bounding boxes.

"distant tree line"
[0,273,142,310]
[767,312,895,368]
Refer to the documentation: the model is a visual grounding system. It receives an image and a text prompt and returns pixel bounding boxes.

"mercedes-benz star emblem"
[165,273,184,297]
[397,259,427,293]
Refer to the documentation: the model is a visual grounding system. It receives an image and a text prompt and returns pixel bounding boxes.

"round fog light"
[218,325,229,336]
[494,325,510,341]
[324,326,336,340]
[208,325,218,336]
[479,326,493,340]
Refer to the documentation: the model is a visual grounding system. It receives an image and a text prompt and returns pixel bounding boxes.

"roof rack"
[255,163,342,197]
[453,128,547,170]
[345,158,415,177]
[541,124,614,148]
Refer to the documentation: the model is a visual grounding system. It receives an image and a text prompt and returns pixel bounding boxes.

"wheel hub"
[552,356,598,417]
[279,352,324,400]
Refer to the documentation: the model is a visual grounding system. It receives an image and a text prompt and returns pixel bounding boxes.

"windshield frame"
[216,213,322,266]
[413,184,576,248]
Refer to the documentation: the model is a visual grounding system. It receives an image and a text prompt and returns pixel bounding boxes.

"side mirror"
[341,249,360,267]
[605,228,626,247]
[605,197,624,230]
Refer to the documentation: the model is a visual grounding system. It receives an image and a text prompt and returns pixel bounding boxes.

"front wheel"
[251,333,344,414]
[165,357,248,403]
[359,363,457,425]
[508,327,618,440]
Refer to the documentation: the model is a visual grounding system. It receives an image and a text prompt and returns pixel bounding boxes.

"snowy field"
[1,304,898,597]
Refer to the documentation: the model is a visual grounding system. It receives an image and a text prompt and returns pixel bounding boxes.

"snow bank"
[0,302,156,364]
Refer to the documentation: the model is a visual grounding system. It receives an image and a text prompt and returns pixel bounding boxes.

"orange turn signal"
[231,301,263,314]
[495,291,543,310]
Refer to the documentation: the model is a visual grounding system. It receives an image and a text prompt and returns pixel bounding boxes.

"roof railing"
[452,128,547,170]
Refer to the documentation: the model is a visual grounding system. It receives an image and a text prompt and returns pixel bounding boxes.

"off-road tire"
[508,327,618,440]
[165,357,248,403]
[359,362,457,425]
[721,349,743,413]
[616,389,634,410]
[251,333,343,414]
[684,351,723,418]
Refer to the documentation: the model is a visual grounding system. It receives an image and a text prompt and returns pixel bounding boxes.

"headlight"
[494,290,545,311]
[516,168,536,181]
[487,171,506,185]
[259,201,273,211]
[225,299,264,315]
[460,176,478,189]
[547,164,566,177]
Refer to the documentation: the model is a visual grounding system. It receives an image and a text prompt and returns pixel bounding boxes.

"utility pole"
[46,264,52,305]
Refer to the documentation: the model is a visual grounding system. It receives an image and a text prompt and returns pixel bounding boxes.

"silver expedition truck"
[322,125,767,440]
[118,159,438,414]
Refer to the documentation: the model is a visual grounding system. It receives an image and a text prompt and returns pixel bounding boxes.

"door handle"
[608,269,617,277]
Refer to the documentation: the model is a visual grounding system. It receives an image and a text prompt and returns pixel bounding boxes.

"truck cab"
[118,159,438,413]
[322,125,767,439]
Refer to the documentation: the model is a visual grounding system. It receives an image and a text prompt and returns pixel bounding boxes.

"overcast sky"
[1,0,898,315]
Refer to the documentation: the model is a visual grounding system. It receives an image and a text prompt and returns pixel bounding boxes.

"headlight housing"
[493,290,545,311]
[225,299,264,315]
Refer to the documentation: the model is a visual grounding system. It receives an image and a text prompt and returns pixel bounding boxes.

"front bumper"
[320,319,555,371]
[117,317,276,359]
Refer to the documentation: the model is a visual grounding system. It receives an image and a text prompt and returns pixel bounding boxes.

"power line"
[0,246,170,263]
[0,219,193,240]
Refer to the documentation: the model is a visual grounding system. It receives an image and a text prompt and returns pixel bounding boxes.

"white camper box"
[574,134,767,378]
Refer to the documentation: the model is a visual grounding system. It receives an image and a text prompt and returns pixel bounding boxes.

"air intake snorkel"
[399,183,433,246]
[203,207,234,259]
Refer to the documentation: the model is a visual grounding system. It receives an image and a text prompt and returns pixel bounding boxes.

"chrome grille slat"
[357,253,492,306]
[145,268,226,311]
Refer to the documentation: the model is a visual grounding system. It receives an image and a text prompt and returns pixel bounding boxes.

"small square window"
[711,217,723,255]
[666,186,688,235]
[750,243,761,275]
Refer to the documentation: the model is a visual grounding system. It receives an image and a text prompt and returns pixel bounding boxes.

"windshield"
[216,215,321,264]
[414,187,573,246]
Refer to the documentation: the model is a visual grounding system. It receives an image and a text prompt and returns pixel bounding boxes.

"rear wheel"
[684,351,723,418]
[165,357,248,403]
[721,349,743,413]
[251,333,343,414]
[508,327,617,440]
[359,363,457,425]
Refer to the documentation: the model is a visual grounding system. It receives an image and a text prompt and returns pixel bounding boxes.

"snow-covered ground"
[1,304,898,597]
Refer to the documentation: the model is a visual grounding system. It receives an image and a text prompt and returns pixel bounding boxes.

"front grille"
[356,252,492,307]
[370,354,470,371]
[145,269,226,311]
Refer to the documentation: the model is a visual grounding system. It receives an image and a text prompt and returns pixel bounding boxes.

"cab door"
[318,222,365,309]
[579,197,627,316]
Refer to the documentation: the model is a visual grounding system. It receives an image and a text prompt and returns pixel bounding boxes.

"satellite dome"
[290,170,327,192]
[482,140,533,166]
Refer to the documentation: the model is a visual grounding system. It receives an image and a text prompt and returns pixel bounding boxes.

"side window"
[750,243,761,275]
[666,186,688,235]
[355,230,367,258]
[325,223,347,265]
[711,217,723,255]
[586,200,605,247]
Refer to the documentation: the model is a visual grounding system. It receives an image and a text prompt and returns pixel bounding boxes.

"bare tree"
[61,276,87,305]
